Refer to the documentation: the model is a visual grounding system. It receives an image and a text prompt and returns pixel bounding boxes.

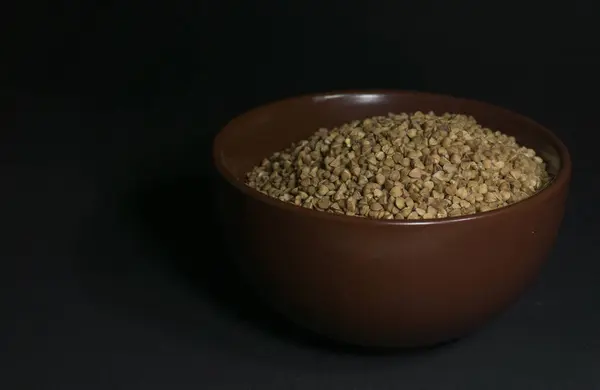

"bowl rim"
[213,90,572,226]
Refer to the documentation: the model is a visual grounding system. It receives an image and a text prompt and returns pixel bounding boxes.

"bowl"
[212,91,571,348]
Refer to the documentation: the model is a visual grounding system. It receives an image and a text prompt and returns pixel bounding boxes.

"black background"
[4,1,600,389]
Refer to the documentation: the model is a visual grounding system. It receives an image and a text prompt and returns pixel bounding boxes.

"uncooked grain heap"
[245,112,551,220]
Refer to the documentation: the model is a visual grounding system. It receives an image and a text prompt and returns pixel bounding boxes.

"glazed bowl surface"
[213,91,571,348]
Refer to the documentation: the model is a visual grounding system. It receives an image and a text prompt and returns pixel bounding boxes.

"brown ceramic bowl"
[212,91,571,348]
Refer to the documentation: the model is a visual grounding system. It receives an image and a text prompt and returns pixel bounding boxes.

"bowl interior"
[215,92,564,184]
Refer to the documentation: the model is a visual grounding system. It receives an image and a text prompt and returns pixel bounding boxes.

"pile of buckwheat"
[245,112,551,220]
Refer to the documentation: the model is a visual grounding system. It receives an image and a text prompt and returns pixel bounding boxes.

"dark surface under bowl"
[213,91,571,348]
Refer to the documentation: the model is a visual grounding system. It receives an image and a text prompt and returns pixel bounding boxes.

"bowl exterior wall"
[218,180,568,347]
